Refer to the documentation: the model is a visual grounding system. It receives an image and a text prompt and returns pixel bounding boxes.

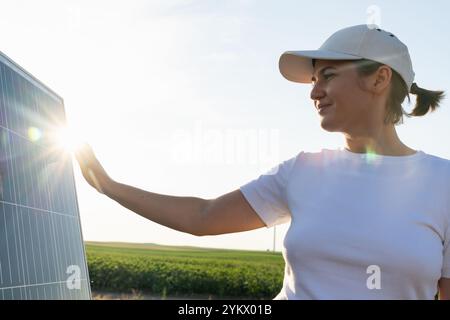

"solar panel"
[0,51,91,299]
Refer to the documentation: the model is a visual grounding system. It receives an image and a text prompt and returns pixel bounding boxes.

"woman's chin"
[319,117,339,132]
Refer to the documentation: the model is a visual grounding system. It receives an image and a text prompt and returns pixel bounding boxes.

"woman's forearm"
[103,180,209,236]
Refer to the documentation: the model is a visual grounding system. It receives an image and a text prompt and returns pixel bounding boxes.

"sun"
[53,126,85,154]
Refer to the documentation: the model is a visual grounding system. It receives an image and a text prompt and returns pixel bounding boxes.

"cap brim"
[279,50,362,83]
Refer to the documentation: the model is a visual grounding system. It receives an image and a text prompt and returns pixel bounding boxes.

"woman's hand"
[74,144,114,194]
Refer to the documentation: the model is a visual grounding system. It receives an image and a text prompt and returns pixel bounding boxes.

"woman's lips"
[318,104,332,115]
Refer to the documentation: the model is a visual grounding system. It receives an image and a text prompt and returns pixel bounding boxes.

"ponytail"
[408,83,445,117]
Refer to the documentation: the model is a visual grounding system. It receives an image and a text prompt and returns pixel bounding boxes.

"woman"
[75,25,450,299]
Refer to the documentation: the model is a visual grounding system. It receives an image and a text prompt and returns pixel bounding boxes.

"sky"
[1,0,449,251]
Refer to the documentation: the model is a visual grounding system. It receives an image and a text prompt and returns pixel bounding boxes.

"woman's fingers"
[74,143,110,193]
[75,143,94,162]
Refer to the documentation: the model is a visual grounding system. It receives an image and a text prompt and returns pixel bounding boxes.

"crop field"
[85,242,284,299]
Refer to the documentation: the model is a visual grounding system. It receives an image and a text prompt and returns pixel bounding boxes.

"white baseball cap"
[279,24,415,91]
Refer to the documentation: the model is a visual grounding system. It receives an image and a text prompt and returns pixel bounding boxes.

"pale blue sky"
[1,0,449,251]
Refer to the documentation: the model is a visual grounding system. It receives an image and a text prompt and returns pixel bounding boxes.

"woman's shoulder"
[291,148,346,163]
[276,148,344,172]
[424,153,450,179]
[290,148,450,172]
[419,151,450,174]
[421,151,450,164]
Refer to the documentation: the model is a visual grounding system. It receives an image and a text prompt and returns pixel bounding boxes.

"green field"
[85,242,285,299]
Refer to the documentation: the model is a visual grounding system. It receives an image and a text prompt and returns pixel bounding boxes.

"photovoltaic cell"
[0,51,91,299]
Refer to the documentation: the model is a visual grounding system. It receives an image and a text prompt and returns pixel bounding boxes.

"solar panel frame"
[0,50,91,300]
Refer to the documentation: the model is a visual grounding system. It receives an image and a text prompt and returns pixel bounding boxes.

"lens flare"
[28,127,42,142]
[364,148,380,165]
[54,127,84,153]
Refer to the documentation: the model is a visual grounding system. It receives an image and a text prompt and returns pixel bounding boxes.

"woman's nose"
[310,82,326,101]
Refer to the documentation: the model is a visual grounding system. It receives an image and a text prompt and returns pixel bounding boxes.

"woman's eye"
[311,74,335,86]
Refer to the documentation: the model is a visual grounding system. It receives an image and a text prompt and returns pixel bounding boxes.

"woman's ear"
[372,65,392,94]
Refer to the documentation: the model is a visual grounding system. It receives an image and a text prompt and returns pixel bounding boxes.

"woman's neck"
[343,125,416,156]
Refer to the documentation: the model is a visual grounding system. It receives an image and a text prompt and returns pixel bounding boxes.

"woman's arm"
[438,277,450,300]
[75,145,266,236]
[104,184,265,236]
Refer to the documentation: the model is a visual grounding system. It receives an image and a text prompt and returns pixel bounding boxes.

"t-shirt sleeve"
[239,153,300,228]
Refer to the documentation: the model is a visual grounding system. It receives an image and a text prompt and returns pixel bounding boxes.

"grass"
[85,241,284,299]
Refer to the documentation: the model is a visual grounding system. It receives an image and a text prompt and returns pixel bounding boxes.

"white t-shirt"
[240,148,450,300]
